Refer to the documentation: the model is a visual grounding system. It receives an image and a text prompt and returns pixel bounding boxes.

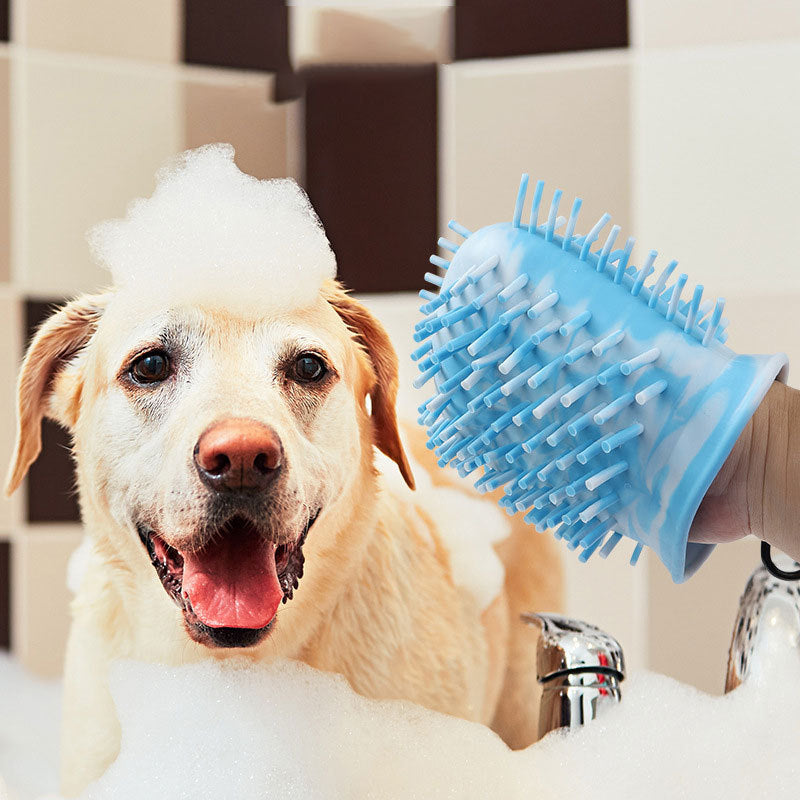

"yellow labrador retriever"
[6,172,562,796]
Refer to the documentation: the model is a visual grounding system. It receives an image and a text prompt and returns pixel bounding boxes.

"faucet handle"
[523,612,625,680]
[523,613,625,738]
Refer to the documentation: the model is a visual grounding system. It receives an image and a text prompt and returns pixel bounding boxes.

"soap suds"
[87,144,336,314]
[1,613,799,799]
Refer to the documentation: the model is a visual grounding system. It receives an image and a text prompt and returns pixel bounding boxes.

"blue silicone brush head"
[413,176,786,581]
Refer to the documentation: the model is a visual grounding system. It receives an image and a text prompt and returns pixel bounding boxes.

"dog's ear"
[324,283,415,490]
[5,293,109,496]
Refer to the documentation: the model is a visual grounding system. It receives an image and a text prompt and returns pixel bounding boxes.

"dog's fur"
[7,280,562,796]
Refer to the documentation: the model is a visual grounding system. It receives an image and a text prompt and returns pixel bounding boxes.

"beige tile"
[441,54,632,242]
[16,0,181,62]
[290,4,452,65]
[15,53,182,297]
[0,288,22,531]
[723,293,800,387]
[647,537,760,693]
[631,0,800,49]
[0,54,9,284]
[12,525,84,678]
[633,43,800,296]
[183,71,294,181]
[563,546,649,673]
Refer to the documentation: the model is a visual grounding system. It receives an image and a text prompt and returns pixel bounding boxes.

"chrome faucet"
[523,613,625,738]
[726,558,800,692]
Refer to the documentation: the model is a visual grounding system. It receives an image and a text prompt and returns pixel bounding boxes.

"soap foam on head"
[88,144,336,314]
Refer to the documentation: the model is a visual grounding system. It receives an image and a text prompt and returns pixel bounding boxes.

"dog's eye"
[130,351,170,384]
[291,353,327,383]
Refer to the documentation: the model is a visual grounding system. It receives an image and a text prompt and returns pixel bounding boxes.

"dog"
[6,158,562,796]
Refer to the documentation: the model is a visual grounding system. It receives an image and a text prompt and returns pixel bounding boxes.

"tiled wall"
[1,1,798,696]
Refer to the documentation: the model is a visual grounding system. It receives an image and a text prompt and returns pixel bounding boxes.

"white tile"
[631,0,800,49]
[16,0,181,62]
[13,52,182,297]
[440,53,632,242]
[12,525,84,678]
[290,4,451,65]
[633,42,800,296]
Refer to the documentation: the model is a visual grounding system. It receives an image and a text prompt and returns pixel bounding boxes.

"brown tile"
[27,421,80,524]
[303,65,438,293]
[13,526,84,677]
[24,299,81,524]
[183,0,291,73]
[0,55,9,283]
[0,540,9,649]
[454,0,628,60]
[183,73,292,180]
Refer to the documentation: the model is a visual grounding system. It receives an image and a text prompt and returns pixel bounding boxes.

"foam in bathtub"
[57,623,798,800]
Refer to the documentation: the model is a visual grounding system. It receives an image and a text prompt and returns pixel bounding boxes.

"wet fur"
[7,281,562,796]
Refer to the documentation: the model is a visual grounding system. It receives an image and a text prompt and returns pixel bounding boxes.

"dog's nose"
[194,419,283,492]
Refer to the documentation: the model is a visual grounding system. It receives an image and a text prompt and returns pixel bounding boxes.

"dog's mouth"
[137,511,319,647]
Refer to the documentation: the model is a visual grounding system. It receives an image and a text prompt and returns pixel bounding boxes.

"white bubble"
[87,144,336,314]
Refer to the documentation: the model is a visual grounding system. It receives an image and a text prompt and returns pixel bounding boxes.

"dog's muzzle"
[137,508,320,648]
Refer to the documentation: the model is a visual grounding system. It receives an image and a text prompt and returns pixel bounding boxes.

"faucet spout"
[726,562,800,692]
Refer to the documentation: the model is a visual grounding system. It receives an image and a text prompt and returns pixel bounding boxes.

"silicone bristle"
[631,250,656,297]
[579,213,611,261]
[545,190,562,243]
[414,175,737,573]
[649,259,678,309]
[448,219,472,238]
[438,237,458,254]
[562,198,582,251]
[596,225,620,273]
[513,174,529,228]
[617,239,636,283]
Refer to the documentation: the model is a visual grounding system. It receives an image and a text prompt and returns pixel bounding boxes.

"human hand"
[690,381,800,562]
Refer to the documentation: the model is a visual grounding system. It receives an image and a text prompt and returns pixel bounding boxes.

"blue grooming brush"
[413,176,787,581]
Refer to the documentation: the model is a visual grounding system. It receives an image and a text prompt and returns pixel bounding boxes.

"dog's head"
[6,280,414,649]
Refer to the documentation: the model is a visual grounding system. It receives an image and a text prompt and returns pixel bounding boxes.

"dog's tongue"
[182,524,282,629]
